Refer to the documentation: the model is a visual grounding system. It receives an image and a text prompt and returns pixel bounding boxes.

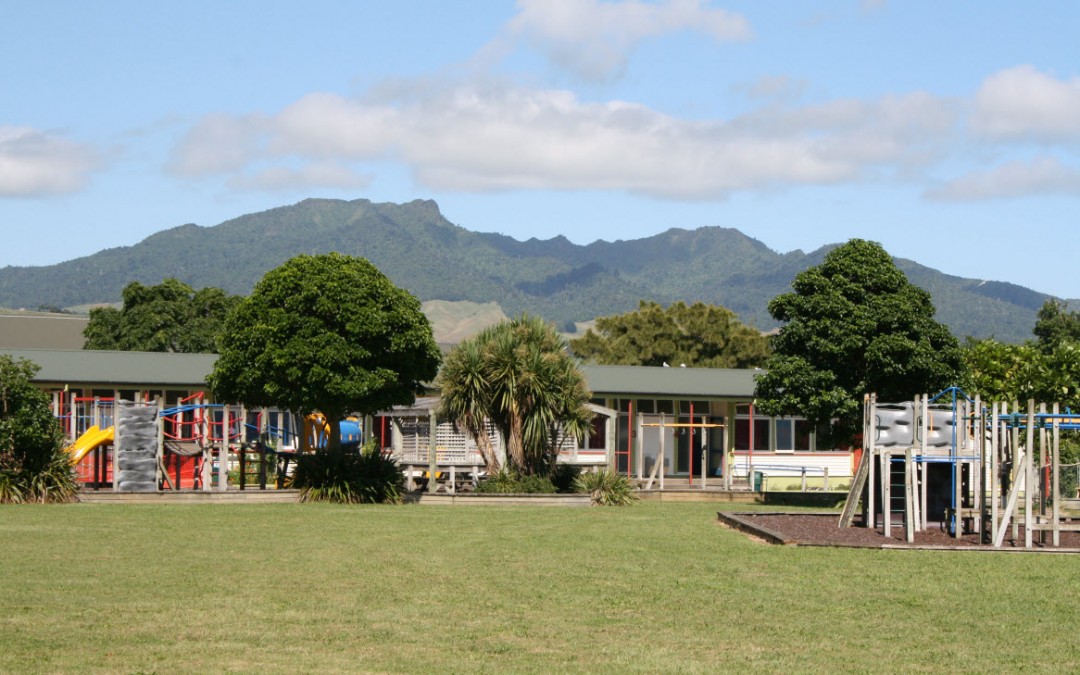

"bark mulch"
[720,512,1080,551]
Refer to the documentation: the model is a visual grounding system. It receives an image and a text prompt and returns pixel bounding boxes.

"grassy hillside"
[0,197,1056,342]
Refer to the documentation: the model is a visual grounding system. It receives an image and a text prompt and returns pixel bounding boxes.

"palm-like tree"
[437,340,499,473]
[438,316,593,475]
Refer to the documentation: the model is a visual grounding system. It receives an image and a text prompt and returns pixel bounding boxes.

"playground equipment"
[64,394,365,493]
[840,388,1080,549]
[66,425,114,463]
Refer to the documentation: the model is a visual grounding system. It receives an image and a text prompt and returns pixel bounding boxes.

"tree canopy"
[438,315,593,475]
[754,239,966,443]
[570,300,770,368]
[0,355,77,503]
[963,324,1080,410]
[208,253,441,451]
[83,279,241,353]
[1033,299,1080,354]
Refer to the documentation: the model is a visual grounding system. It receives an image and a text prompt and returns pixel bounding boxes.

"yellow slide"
[66,425,115,464]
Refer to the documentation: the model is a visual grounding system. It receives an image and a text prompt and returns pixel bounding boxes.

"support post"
[427,411,438,494]
[1025,400,1035,548]
[867,394,877,528]
[990,401,999,545]
[658,413,666,492]
[219,405,230,492]
[1052,403,1060,547]
[882,449,891,538]
[904,446,914,543]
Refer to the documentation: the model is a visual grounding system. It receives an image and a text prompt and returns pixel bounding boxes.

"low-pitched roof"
[1,349,759,399]
[1,348,215,387]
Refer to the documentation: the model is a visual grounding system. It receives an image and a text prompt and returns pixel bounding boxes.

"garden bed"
[720,512,1080,551]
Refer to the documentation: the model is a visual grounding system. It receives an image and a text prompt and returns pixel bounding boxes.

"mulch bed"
[722,512,1080,551]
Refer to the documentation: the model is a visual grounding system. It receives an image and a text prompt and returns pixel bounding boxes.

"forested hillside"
[0,197,1056,342]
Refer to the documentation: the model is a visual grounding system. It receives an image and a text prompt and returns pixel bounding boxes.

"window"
[680,400,711,414]
[734,416,770,451]
[587,415,607,449]
[767,417,815,452]
[775,418,794,452]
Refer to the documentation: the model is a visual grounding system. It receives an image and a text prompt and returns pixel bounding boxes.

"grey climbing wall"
[875,402,914,447]
[920,405,955,448]
[115,401,158,493]
[876,400,955,449]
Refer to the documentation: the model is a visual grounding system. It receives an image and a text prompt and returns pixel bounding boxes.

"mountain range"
[0,197,1057,343]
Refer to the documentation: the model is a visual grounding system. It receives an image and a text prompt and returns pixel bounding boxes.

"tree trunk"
[508,413,526,473]
[326,411,342,454]
[472,417,500,474]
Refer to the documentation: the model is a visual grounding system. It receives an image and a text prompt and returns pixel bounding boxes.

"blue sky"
[4,1,1080,298]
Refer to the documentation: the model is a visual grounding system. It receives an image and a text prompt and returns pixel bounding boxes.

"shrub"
[550,463,582,493]
[574,470,639,506]
[475,469,556,494]
[0,356,77,504]
[474,468,520,494]
[288,441,404,504]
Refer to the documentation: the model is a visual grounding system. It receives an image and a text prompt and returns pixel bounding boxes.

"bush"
[288,441,404,504]
[0,356,77,504]
[475,469,556,494]
[550,463,582,494]
[574,470,639,506]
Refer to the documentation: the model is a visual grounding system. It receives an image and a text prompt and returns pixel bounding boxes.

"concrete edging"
[403,492,593,506]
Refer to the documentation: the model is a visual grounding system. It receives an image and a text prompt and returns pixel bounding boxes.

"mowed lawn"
[2,502,1078,674]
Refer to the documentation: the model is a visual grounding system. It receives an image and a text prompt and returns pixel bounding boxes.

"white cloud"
[168,82,958,200]
[167,113,268,176]
[270,93,400,159]
[926,156,1080,201]
[972,65,1080,142]
[0,126,100,197]
[227,162,373,192]
[505,0,751,81]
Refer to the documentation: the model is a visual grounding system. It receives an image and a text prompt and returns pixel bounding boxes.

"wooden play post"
[155,395,165,491]
[1052,402,1061,547]
[218,405,229,492]
[1036,401,1045,544]
[989,400,999,546]
[867,394,876,529]
[427,411,438,494]
[882,448,892,538]
[904,446,914,543]
[1025,400,1035,548]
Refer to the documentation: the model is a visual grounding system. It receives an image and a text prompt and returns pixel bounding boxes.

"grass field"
[2,502,1078,673]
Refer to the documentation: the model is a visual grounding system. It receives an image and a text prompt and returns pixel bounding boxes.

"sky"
[3,1,1080,298]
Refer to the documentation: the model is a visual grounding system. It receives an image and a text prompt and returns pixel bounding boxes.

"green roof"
[1,349,216,388]
[2,349,759,399]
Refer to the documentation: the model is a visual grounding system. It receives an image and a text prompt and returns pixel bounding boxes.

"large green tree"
[0,355,77,503]
[208,253,441,452]
[570,300,770,368]
[84,279,240,353]
[1033,299,1080,354]
[961,337,1040,403]
[438,315,593,475]
[965,338,1080,409]
[754,239,966,443]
